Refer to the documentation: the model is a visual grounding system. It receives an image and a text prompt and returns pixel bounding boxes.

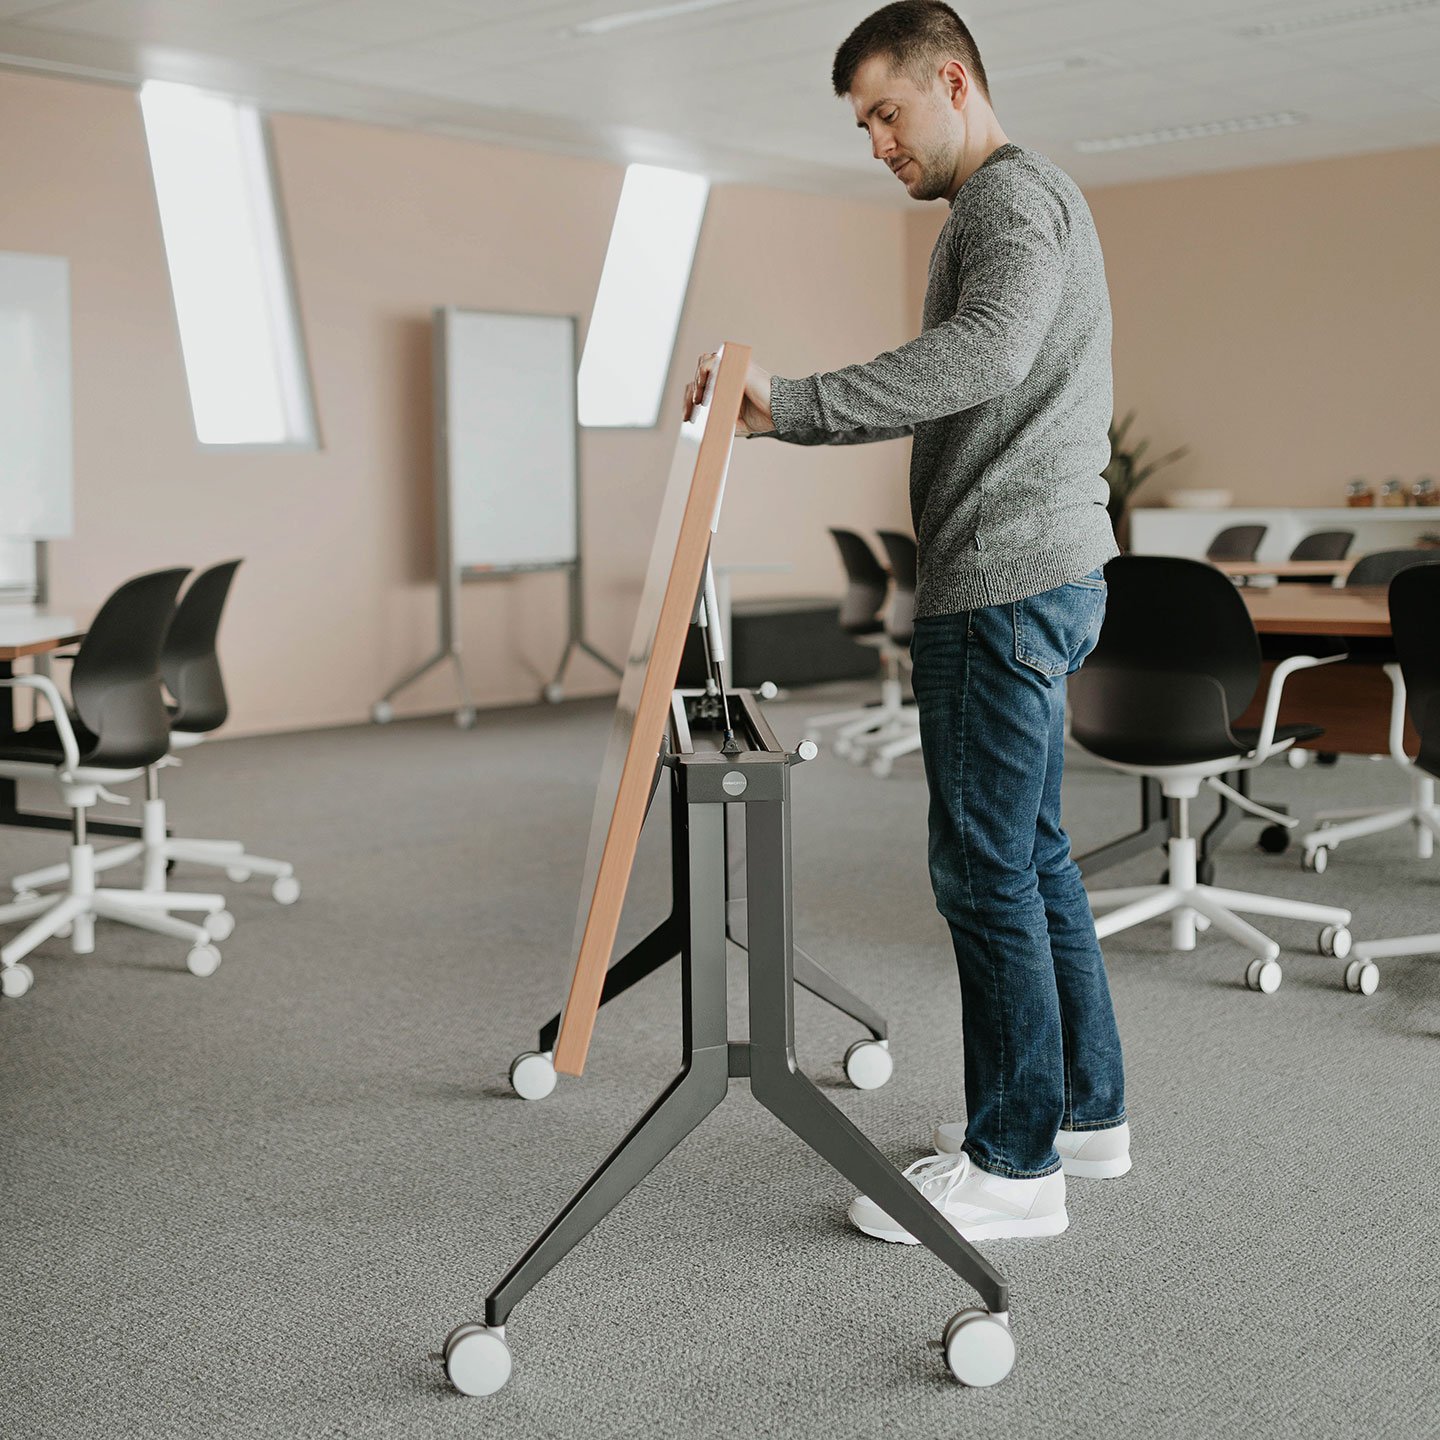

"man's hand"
[683,350,774,435]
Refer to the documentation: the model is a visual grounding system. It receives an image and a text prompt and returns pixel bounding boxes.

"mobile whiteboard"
[439,308,578,575]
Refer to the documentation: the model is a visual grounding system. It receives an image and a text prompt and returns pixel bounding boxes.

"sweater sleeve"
[768,169,1069,436]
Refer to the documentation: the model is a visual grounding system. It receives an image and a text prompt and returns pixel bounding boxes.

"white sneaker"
[932,1121,1131,1179]
[847,1151,1069,1244]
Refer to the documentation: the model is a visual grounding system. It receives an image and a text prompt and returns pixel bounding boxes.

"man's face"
[849,53,961,202]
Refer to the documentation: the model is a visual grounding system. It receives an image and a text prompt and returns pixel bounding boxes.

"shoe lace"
[901,1151,971,1202]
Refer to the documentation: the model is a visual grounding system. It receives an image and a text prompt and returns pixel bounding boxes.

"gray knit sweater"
[761,142,1118,616]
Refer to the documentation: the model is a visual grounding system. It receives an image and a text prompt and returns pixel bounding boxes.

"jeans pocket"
[1013,577,1107,677]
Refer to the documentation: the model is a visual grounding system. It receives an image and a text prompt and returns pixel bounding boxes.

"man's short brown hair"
[832,1,990,102]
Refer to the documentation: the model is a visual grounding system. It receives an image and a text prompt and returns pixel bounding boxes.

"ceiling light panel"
[1075,109,1308,152]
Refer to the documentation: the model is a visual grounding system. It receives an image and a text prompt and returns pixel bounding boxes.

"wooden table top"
[1218,559,1355,579]
[1241,585,1391,637]
[0,609,87,662]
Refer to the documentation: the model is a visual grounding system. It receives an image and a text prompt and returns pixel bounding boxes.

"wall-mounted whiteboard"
[0,252,74,540]
[438,308,578,575]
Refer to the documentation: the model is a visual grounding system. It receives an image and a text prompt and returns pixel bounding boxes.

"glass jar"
[1413,477,1438,507]
[1345,478,1375,507]
[1379,476,1409,507]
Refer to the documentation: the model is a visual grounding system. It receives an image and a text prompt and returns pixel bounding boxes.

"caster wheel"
[1345,959,1379,995]
[757,682,779,700]
[1258,824,1291,855]
[455,706,477,730]
[205,910,236,942]
[227,866,253,884]
[843,1039,894,1090]
[55,923,73,940]
[1286,749,1310,769]
[871,756,894,779]
[1302,847,1329,875]
[272,876,301,905]
[444,1323,512,1396]
[509,1050,557,1101]
[542,682,564,704]
[371,700,394,725]
[834,741,854,760]
[1317,752,1339,767]
[1318,924,1352,959]
[11,889,40,905]
[1245,957,1282,994]
[186,943,221,978]
[1,962,34,998]
[1193,912,1212,932]
[943,1309,1015,1387]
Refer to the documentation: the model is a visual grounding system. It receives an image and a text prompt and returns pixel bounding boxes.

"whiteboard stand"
[371,308,618,730]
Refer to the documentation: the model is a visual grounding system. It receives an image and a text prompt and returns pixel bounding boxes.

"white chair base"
[1301,775,1440,871]
[1089,834,1353,994]
[11,796,300,907]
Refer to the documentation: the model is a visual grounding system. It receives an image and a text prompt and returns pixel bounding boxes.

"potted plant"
[1105,410,1188,545]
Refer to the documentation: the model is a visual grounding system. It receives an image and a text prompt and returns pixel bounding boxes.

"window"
[140,82,317,448]
[578,164,709,428]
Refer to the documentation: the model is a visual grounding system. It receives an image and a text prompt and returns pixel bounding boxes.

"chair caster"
[455,706,477,729]
[55,922,73,940]
[843,1038,893,1090]
[1245,957,1282,993]
[1286,749,1310,769]
[1318,924,1351,959]
[1258,824,1291,855]
[444,1323,512,1396]
[942,1308,1015,1387]
[871,755,894,778]
[371,700,394,725]
[543,682,564,704]
[1302,846,1329,875]
[509,1050,557,1101]
[227,866,253,883]
[12,889,40,904]
[204,910,236,942]
[1,962,35,998]
[272,876,301,905]
[186,943,221,978]
[1344,959,1379,995]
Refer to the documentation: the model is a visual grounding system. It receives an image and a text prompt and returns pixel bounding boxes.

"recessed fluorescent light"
[989,54,1111,82]
[566,0,747,38]
[1074,110,1307,152]
[1238,0,1438,38]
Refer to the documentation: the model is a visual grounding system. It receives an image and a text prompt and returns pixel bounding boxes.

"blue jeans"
[910,571,1126,1178]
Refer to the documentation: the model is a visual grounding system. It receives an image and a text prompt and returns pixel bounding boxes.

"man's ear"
[941,59,969,110]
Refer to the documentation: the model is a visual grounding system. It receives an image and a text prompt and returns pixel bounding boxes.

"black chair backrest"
[71,568,191,769]
[828,528,888,633]
[163,559,242,734]
[1205,524,1267,562]
[1289,530,1353,562]
[875,530,916,644]
[1346,548,1440,589]
[1069,556,1260,767]
[1390,564,1440,779]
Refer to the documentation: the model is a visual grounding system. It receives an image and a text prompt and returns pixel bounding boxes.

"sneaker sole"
[932,1128,1131,1179]
[848,1200,1070,1245]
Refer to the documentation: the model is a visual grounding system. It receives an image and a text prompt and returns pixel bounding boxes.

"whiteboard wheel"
[1,962,34,999]
[543,682,564,704]
[1302,846,1328,874]
[371,700,394,725]
[1345,959,1379,995]
[455,707,477,729]
[272,876,301,905]
[186,943,221,978]
[509,1050,557,1101]
[444,1324,512,1397]
[943,1309,1015,1387]
[843,1039,893,1090]
[1319,924,1351,959]
[227,866,252,883]
[1245,957,1282,994]
[204,910,236,942]
[871,756,894,778]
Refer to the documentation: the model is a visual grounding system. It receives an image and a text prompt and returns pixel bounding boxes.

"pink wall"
[907,142,1440,513]
[0,69,914,735]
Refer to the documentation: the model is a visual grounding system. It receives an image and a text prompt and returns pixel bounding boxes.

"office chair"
[804,529,908,753]
[1071,556,1352,994]
[1298,549,1440,872]
[1276,530,1354,585]
[1347,563,1440,990]
[0,569,229,999]
[10,560,299,909]
[866,530,922,778]
[1206,524,1267,563]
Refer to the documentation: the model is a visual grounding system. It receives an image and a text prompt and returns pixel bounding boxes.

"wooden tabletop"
[1241,585,1391,637]
[0,609,87,662]
[1218,559,1355,579]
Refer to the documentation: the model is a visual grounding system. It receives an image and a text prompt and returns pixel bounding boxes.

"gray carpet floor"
[2,685,1437,1439]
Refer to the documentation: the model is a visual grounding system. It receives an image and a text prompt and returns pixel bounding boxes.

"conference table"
[1216,558,1357,582]
[1076,582,1400,881]
[0,607,145,838]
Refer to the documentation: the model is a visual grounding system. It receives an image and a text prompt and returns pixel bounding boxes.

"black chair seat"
[843,617,885,639]
[0,718,98,768]
[1233,722,1324,751]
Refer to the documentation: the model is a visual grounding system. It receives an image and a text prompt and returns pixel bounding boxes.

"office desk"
[1218,559,1355,582]
[1238,587,1410,755]
[0,609,145,838]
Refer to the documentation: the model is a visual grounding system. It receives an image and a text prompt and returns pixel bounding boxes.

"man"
[688,1,1129,1242]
